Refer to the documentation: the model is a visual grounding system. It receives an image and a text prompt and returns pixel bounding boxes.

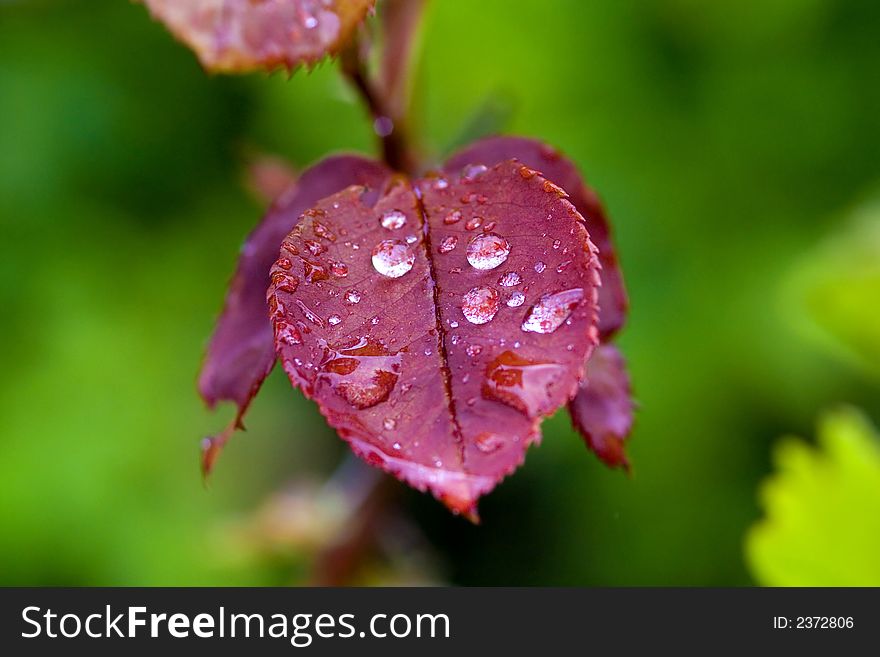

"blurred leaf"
[785,200,880,375]
[746,407,880,586]
[141,0,375,73]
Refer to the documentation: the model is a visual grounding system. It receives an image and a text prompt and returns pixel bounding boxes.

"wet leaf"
[141,0,376,73]
[568,344,634,469]
[199,155,389,472]
[446,136,628,338]
[267,160,600,515]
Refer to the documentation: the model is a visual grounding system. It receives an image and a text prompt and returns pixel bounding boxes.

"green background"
[1,0,878,585]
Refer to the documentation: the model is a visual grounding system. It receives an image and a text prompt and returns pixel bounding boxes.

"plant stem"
[340,1,428,175]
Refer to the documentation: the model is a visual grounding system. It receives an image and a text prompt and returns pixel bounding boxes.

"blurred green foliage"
[1,0,878,585]
[747,408,880,586]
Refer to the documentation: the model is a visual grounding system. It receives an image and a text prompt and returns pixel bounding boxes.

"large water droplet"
[438,235,458,254]
[466,233,510,270]
[380,210,407,230]
[462,286,500,325]
[521,288,585,334]
[482,351,564,416]
[371,239,415,278]
[318,337,402,409]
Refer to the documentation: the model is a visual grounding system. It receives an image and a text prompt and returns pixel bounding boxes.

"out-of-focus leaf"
[199,155,389,473]
[568,344,634,469]
[141,0,375,73]
[786,200,880,376]
[746,408,880,586]
[445,136,628,339]
[267,160,600,516]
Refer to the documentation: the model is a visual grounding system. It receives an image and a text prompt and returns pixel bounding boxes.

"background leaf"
[746,408,880,586]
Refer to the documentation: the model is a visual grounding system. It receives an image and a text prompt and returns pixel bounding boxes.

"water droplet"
[450,334,461,345]
[328,315,342,326]
[466,344,483,357]
[371,239,415,278]
[276,322,302,346]
[475,432,504,454]
[482,220,497,232]
[521,288,585,334]
[552,239,561,249]
[498,271,522,287]
[556,260,572,273]
[345,289,362,304]
[405,234,418,244]
[304,15,318,29]
[295,299,324,327]
[313,221,336,242]
[518,165,537,179]
[507,291,526,307]
[424,348,433,356]
[383,417,397,431]
[534,261,546,273]
[371,316,380,325]
[433,178,449,190]
[380,209,407,230]
[303,260,328,283]
[465,216,483,231]
[438,235,458,253]
[467,233,510,270]
[277,257,292,270]
[392,441,402,450]
[305,239,325,256]
[318,337,402,409]
[330,260,348,277]
[462,286,500,325]
[448,319,459,328]
[482,351,565,416]
[462,163,488,180]
[373,116,394,137]
[444,210,462,225]
[270,271,299,293]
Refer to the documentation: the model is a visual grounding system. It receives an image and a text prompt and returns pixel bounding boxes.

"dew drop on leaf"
[318,338,402,409]
[482,351,565,416]
[438,235,458,254]
[462,286,500,325]
[371,239,415,278]
[534,261,546,273]
[521,288,585,334]
[498,271,522,287]
[507,291,525,307]
[444,210,462,225]
[345,289,362,304]
[380,210,407,230]
[465,216,483,231]
[330,260,348,277]
[475,432,505,454]
[466,233,511,270]
[328,315,342,326]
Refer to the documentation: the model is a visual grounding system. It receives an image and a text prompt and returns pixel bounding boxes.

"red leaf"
[199,155,389,473]
[568,344,634,469]
[267,160,600,516]
[141,0,376,73]
[445,136,628,339]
